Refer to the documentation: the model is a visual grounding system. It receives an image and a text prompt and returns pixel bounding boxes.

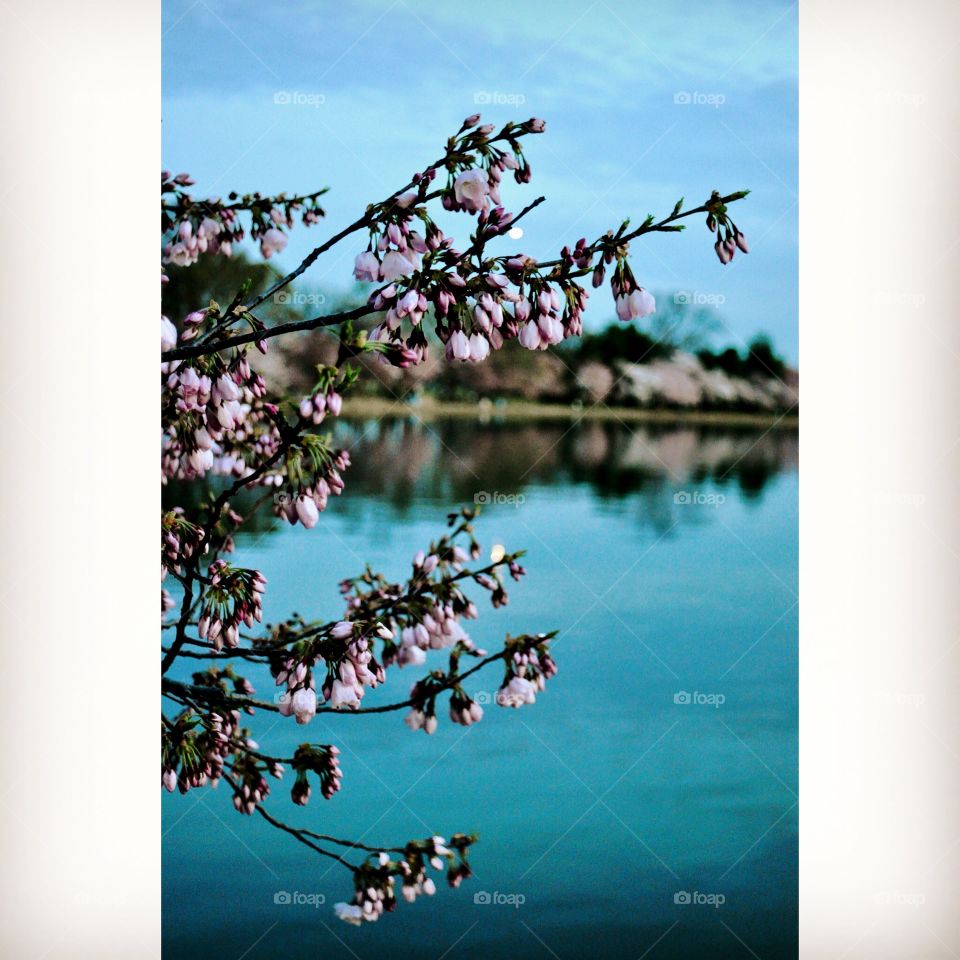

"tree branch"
[161,646,510,716]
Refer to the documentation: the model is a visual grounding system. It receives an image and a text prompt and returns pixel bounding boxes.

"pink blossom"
[166,243,194,267]
[335,903,364,925]
[354,251,380,282]
[715,238,732,265]
[496,675,537,707]
[631,288,656,318]
[396,289,420,317]
[615,289,656,321]
[518,320,541,350]
[453,169,489,213]
[379,250,417,282]
[447,330,471,362]
[295,494,319,529]
[468,333,490,362]
[161,315,178,351]
[330,679,361,710]
[260,228,288,259]
[292,687,317,724]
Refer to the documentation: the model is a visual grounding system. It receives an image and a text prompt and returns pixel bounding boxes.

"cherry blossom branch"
[533,189,749,272]
[162,305,370,362]
[161,643,514,716]
[239,122,540,312]
[160,194,547,364]
[161,415,297,674]
[160,112,749,927]
[221,773,357,868]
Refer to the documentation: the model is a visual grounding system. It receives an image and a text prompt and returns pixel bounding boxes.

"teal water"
[163,417,798,959]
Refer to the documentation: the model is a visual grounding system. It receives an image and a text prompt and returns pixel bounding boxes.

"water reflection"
[163,416,798,960]
[331,417,797,528]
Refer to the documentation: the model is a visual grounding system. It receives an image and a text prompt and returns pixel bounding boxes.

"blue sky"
[162,0,798,362]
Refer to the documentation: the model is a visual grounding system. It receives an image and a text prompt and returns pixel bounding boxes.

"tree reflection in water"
[327,417,798,532]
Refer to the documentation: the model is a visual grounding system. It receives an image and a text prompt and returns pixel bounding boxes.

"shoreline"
[342,397,799,429]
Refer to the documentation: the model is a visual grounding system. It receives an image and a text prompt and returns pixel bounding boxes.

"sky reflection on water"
[164,417,797,960]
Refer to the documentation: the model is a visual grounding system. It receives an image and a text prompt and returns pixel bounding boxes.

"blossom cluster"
[272,442,351,530]
[334,834,475,925]
[161,170,327,267]
[290,743,342,804]
[197,562,267,652]
[704,190,750,264]
[161,509,204,579]
[495,632,559,708]
[161,353,272,482]
[273,618,386,723]
[160,113,749,927]
[246,515,530,751]
[346,115,660,368]
[162,687,250,796]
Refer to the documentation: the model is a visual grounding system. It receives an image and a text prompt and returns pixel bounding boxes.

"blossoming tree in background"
[160,115,749,925]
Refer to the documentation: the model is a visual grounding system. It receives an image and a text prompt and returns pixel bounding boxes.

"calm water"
[163,417,798,959]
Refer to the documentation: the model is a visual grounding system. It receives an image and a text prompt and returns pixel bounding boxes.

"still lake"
[163,416,798,959]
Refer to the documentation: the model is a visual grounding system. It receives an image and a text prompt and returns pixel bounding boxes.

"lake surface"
[163,416,798,959]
